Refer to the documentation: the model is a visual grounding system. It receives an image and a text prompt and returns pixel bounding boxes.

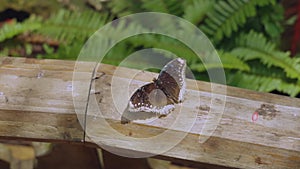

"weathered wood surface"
[0,57,299,169]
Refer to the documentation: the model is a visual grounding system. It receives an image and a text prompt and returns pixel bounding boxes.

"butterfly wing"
[121,82,174,124]
[121,58,186,124]
[156,58,186,103]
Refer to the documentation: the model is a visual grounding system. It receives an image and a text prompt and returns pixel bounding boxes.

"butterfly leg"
[121,116,130,124]
[158,114,167,118]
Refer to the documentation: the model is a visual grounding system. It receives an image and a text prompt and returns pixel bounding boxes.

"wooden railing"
[0,57,299,169]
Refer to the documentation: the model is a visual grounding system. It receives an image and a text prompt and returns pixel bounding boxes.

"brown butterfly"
[121,58,186,124]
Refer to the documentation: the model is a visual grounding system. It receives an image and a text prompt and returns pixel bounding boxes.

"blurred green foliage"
[0,0,300,97]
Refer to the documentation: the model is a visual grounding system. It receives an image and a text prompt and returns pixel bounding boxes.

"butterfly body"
[121,58,186,124]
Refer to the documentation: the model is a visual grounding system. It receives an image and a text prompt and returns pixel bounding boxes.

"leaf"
[37,9,112,44]
[190,51,250,72]
[108,0,143,17]
[232,31,300,80]
[0,17,41,42]
[227,70,300,97]
[200,0,275,43]
[141,0,184,16]
[183,0,215,25]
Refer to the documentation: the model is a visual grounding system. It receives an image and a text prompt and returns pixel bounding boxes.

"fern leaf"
[0,17,41,42]
[260,4,284,38]
[183,0,215,25]
[200,0,274,43]
[190,51,250,72]
[227,71,300,97]
[37,9,112,43]
[108,0,143,17]
[141,0,184,16]
[232,31,300,80]
[127,34,197,62]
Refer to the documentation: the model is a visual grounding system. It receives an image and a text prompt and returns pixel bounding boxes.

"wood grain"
[0,57,299,169]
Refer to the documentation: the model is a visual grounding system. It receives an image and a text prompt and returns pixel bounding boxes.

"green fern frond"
[232,31,300,80]
[200,0,275,43]
[108,0,143,17]
[247,60,288,79]
[103,42,135,65]
[141,0,184,16]
[260,4,284,38]
[127,34,199,62]
[227,61,298,96]
[183,0,215,25]
[38,41,84,60]
[37,9,112,43]
[227,71,300,97]
[0,17,41,42]
[72,19,149,64]
[190,51,250,72]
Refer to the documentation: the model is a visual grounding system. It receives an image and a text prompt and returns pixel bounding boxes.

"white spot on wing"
[128,103,174,115]
[178,58,186,102]
[177,58,185,64]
